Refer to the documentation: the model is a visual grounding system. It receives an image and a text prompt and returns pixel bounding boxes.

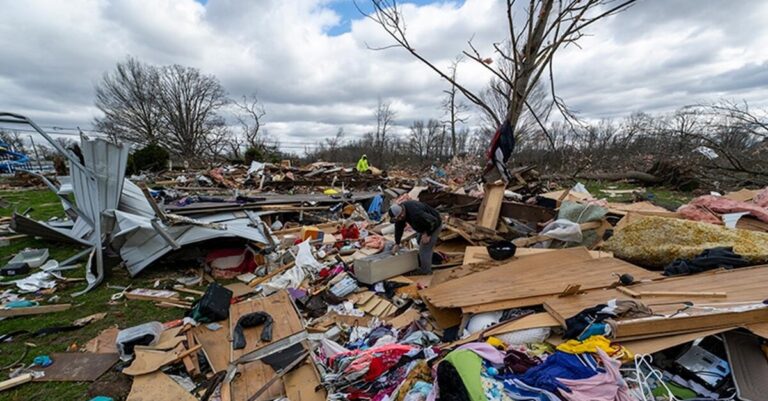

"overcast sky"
[1,0,767,153]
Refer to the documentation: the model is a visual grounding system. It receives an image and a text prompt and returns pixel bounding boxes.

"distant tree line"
[93,56,288,167]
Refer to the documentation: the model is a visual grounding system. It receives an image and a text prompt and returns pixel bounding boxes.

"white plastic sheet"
[539,219,584,243]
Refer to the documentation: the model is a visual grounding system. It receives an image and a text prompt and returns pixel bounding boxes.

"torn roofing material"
[4,112,271,289]
[113,209,271,276]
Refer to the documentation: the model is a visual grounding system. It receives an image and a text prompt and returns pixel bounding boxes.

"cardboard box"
[354,250,418,284]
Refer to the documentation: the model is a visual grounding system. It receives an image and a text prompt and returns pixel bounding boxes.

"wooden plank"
[32,353,118,381]
[421,249,655,309]
[477,183,506,229]
[424,298,462,329]
[283,360,327,401]
[184,331,200,377]
[622,328,733,355]
[125,289,179,302]
[230,360,284,401]
[229,290,304,363]
[461,295,554,314]
[123,344,202,376]
[126,371,197,401]
[615,308,768,339]
[0,373,32,392]
[248,262,295,287]
[386,308,421,330]
[544,265,768,340]
[0,303,71,317]
[745,322,768,339]
[193,320,230,373]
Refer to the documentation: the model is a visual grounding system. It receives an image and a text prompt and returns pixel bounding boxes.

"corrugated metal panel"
[119,179,155,218]
[11,213,91,246]
[113,210,270,276]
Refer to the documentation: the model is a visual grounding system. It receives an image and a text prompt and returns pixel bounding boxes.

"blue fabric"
[501,379,561,401]
[577,323,608,341]
[513,351,599,393]
[368,194,383,221]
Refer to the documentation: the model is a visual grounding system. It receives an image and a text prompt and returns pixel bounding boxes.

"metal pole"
[29,135,43,171]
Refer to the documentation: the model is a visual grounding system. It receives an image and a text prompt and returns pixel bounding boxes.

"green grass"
[580,180,694,210]
[0,189,197,401]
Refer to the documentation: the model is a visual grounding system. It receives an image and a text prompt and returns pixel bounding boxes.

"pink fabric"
[364,234,386,251]
[457,342,506,366]
[557,349,635,401]
[678,195,768,224]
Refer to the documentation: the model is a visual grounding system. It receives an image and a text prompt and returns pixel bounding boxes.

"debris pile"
[1,113,768,401]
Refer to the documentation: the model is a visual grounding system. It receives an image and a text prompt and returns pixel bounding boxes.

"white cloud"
[1,0,768,153]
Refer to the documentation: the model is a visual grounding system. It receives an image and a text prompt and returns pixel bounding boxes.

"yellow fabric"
[557,335,634,363]
[557,335,616,355]
[486,336,505,349]
[356,156,369,172]
[324,188,339,195]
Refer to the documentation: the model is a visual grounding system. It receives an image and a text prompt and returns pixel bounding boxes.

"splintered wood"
[127,371,197,401]
[230,360,285,401]
[421,248,657,309]
[192,320,230,373]
[350,291,397,317]
[543,264,768,340]
[477,182,505,229]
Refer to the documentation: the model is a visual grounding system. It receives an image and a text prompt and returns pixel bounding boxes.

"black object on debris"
[487,240,517,261]
[189,283,233,323]
[232,311,273,350]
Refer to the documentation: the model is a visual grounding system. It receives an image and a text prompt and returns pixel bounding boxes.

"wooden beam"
[0,373,33,392]
[0,304,71,318]
[248,262,295,287]
[477,183,505,229]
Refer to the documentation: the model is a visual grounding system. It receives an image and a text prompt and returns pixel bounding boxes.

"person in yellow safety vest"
[356,154,370,173]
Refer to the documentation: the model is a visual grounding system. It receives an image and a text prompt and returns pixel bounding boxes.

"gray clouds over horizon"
[1,0,767,151]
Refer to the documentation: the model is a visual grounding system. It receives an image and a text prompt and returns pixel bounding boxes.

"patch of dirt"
[88,370,132,401]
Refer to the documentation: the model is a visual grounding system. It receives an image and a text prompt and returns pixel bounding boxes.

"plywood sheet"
[123,347,179,376]
[230,360,284,401]
[84,326,119,354]
[422,249,657,309]
[622,328,732,355]
[386,308,421,329]
[193,320,230,373]
[32,352,118,381]
[477,183,505,229]
[544,265,768,339]
[127,371,197,401]
[229,290,304,362]
[432,247,592,288]
[745,322,768,339]
[283,360,327,401]
[462,295,557,314]
[606,201,670,215]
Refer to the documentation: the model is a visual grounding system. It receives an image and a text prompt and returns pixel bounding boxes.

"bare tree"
[0,130,27,152]
[373,98,396,167]
[233,94,267,153]
[441,58,470,157]
[360,0,636,148]
[94,57,163,145]
[407,119,442,164]
[156,64,229,158]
